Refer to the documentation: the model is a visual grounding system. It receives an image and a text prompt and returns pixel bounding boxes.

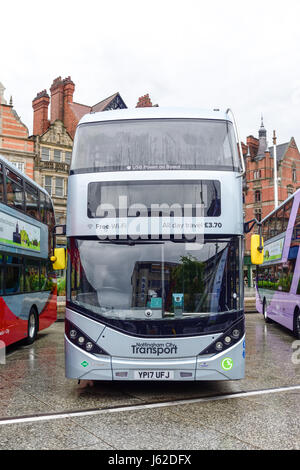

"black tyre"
[25,307,39,345]
[293,308,300,340]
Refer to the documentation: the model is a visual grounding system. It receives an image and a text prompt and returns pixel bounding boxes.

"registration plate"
[134,370,174,380]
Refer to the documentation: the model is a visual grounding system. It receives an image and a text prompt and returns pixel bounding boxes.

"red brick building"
[0,82,35,178]
[31,76,127,245]
[32,76,127,139]
[243,118,300,285]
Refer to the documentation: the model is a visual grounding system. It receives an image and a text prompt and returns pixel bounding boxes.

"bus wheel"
[293,308,300,339]
[25,307,39,345]
[263,299,272,323]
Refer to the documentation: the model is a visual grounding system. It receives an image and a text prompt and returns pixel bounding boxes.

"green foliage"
[57,276,66,296]
[171,254,204,311]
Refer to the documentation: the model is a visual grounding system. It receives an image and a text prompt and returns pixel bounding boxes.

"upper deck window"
[0,164,3,202]
[71,119,240,174]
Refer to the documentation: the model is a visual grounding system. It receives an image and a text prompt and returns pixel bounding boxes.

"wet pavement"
[0,313,299,450]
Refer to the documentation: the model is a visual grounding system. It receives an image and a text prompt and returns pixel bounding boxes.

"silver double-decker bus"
[64,107,246,381]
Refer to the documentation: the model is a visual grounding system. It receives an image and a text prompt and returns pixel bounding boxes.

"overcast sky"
[1,0,300,146]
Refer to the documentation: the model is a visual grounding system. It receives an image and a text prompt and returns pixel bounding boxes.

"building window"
[292,166,297,183]
[254,170,261,179]
[44,176,52,195]
[65,152,72,165]
[54,150,61,163]
[11,161,25,173]
[56,213,66,224]
[41,147,50,161]
[254,190,261,203]
[55,177,64,197]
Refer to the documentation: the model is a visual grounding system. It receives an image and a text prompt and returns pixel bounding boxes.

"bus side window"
[293,203,300,240]
[24,259,40,292]
[6,169,24,212]
[45,195,55,252]
[5,255,23,294]
[25,182,40,220]
[40,191,46,224]
[283,200,292,232]
[45,195,55,227]
[0,254,3,295]
[262,218,269,242]
[276,207,284,235]
[0,164,4,202]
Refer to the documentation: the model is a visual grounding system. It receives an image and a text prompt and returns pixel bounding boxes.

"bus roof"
[78,107,233,126]
[261,188,300,223]
[0,153,49,197]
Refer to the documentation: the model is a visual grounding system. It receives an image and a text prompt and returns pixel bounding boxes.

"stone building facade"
[242,118,300,286]
[0,82,35,177]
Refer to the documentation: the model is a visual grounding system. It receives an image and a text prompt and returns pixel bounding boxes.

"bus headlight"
[65,319,109,356]
[199,318,245,356]
[232,329,240,339]
[86,342,93,352]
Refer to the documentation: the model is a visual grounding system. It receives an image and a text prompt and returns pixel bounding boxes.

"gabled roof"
[91,92,126,112]
[68,92,127,124]
[269,141,291,162]
[69,102,91,121]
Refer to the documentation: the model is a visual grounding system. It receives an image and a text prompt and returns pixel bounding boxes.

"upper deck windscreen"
[71,119,240,173]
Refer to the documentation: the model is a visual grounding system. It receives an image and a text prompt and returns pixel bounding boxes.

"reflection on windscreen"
[87,180,221,218]
[71,119,240,173]
[69,237,240,320]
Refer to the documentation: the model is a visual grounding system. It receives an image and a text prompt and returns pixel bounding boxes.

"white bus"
[64,107,246,381]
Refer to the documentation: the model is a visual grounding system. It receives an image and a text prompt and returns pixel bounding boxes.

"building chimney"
[50,76,64,122]
[136,94,154,108]
[32,90,50,135]
[63,76,75,135]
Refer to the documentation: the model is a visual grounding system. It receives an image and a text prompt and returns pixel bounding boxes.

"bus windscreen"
[71,119,240,173]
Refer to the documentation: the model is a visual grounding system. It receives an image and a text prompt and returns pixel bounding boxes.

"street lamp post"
[273,130,278,209]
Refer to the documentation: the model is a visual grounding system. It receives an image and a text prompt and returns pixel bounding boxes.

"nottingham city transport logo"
[221,357,233,371]
[131,342,178,356]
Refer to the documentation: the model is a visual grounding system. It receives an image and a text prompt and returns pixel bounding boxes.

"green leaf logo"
[221,357,233,371]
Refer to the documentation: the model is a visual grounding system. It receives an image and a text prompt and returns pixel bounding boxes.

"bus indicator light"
[70,329,77,339]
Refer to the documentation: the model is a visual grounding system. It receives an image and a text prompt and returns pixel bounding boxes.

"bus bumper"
[65,335,245,381]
